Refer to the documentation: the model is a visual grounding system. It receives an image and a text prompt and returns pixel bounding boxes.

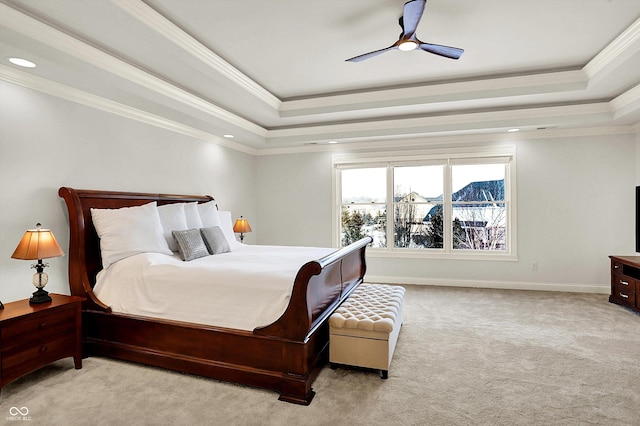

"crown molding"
[0,2,266,138]
[2,63,635,158]
[611,81,640,120]
[4,59,636,157]
[111,0,281,111]
[256,125,638,156]
[583,16,640,81]
[279,70,588,117]
[0,65,257,155]
[266,103,613,145]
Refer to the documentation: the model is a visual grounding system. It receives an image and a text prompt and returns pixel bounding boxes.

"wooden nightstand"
[0,294,84,389]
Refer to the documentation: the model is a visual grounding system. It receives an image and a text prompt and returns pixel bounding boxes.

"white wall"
[255,153,333,247]
[256,134,637,293]
[2,80,637,300]
[0,81,256,303]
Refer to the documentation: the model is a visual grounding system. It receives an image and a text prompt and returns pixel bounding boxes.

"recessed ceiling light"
[328,140,338,144]
[223,134,234,138]
[9,57,36,68]
[507,128,520,133]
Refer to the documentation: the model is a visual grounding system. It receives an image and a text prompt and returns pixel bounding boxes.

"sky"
[342,163,504,203]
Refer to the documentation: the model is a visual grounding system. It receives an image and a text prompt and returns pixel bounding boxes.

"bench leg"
[380,370,388,379]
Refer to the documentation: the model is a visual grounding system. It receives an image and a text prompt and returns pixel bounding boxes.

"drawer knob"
[40,346,48,353]
[620,293,629,299]
[614,264,620,269]
[620,280,629,286]
[39,322,48,329]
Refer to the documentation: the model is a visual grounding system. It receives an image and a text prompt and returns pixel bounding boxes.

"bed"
[58,187,372,404]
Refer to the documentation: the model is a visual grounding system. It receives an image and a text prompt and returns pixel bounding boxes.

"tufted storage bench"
[329,283,405,379]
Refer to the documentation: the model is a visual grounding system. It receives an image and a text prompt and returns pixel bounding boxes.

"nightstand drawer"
[1,335,76,384]
[1,307,76,352]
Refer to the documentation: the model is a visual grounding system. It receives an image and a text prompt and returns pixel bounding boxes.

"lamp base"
[30,288,52,304]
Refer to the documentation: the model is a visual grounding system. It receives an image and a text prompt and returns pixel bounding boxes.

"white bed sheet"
[93,244,335,331]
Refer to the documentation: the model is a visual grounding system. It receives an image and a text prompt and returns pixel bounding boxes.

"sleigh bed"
[58,187,372,404]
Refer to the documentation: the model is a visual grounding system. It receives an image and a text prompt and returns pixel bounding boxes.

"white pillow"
[218,210,240,248]
[184,202,203,229]
[158,203,188,252]
[198,200,222,228]
[91,201,172,269]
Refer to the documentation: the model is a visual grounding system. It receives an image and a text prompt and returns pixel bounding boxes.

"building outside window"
[334,146,516,260]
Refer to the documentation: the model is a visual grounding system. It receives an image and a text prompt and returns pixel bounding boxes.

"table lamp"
[233,216,252,243]
[11,223,65,304]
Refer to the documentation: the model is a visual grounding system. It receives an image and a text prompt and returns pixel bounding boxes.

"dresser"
[0,294,83,389]
[609,256,640,314]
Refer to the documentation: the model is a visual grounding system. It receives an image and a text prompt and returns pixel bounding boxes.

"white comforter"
[93,244,335,331]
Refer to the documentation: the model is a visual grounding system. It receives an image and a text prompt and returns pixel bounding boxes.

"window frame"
[333,145,517,261]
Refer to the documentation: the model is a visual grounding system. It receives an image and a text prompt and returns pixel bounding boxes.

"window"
[451,163,506,251]
[393,165,444,249]
[334,147,516,259]
[341,167,387,247]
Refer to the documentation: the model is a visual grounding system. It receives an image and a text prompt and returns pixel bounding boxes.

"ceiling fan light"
[398,40,418,51]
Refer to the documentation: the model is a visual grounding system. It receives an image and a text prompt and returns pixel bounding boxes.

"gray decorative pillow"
[200,226,231,255]
[172,229,209,261]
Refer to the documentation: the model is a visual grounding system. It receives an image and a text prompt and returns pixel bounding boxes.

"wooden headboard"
[58,187,213,310]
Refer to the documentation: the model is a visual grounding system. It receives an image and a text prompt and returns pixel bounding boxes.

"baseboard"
[365,275,610,294]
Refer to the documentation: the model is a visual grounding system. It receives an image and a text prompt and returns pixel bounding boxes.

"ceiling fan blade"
[402,0,426,37]
[347,0,464,63]
[346,46,398,62]
[419,43,464,59]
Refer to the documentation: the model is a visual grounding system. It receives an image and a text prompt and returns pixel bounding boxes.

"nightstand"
[0,294,84,389]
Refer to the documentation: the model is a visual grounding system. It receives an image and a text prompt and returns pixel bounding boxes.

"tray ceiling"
[1,0,640,152]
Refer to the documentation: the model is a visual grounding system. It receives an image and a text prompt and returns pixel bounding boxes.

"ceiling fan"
[346,0,464,62]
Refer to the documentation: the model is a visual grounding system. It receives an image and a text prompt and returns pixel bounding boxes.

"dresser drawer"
[1,307,76,352]
[612,286,636,307]
[612,274,636,294]
[612,260,624,274]
[1,335,76,384]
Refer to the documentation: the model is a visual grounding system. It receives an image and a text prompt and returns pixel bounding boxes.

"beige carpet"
[1,285,639,426]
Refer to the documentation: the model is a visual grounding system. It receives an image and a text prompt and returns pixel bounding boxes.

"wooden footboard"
[256,238,370,341]
[58,187,372,404]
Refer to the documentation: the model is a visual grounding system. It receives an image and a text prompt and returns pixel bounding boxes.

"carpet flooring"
[0,285,638,425]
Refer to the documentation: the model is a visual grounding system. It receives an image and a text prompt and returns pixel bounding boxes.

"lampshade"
[11,223,65,261]
[233,217,252,234]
